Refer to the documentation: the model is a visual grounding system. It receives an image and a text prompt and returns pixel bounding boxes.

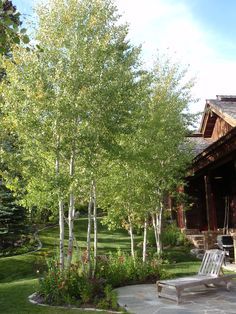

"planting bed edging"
[28,292,123,313]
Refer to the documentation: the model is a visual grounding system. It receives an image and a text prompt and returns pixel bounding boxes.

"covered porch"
[178,127,236,250]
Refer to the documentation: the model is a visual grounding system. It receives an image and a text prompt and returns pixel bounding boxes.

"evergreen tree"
[0,183,28,250]
[0,1,30,251]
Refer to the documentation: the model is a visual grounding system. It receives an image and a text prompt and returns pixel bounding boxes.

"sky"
[13,0,236,113]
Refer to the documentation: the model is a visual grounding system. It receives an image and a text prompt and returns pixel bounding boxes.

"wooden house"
[177,95,236,249]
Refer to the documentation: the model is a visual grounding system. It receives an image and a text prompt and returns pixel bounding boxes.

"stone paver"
[116,281,236,314]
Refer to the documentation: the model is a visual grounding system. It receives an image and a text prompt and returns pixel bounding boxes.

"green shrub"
[0,234,37,257]
[38,258,71,305]
[95,251,167,287]
[38,257,111,307]
[161,223,189,247]
[38,252,167,308]
[96,285,118,310]
[147,222,190,249]
[148,223,189,247]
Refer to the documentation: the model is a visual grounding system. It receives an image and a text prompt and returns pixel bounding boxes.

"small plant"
[38,256,115,308]
[38,258,70,305]
[95,251,167,287]
[96,285,118,310]
[38,251,168,309]
[161,223,189,247]
[147,222,190,250]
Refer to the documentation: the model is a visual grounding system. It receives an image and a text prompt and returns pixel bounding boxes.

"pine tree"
[0,1,29,251]
[0,182,28,250]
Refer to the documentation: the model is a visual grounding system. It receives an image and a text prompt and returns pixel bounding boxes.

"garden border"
[28,292,124,313]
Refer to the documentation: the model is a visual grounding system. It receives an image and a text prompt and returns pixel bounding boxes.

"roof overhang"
[190,126,236,176]
[199,99,236,137]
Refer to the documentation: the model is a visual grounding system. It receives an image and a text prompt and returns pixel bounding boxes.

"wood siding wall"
[211,116,233,141]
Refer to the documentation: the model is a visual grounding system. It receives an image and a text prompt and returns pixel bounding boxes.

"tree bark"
[142,218,147,263]
[87,187,93,277]
[59,199,64,270]
[152,213,158,253]
[152,206,163,256]
[67,148,75,268]
[128,215,135,260]
[55,138,64,270]
[92,179,97,278]
[156,205,163,255]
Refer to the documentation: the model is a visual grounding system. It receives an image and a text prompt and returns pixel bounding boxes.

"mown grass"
[0,218,136,313]
[164,260,200,278]
[0,217,199,313]
[161,245,201,278]
[0,279,106,314]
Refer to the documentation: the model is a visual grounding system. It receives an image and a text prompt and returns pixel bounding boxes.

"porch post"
[177,186,186,229]
[204,175,217,231]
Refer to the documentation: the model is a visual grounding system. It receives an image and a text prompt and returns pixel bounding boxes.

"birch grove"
[99,55,195,259]
[0,0,145,269]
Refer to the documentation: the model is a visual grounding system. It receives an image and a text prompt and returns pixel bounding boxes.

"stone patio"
[116,279,236,313]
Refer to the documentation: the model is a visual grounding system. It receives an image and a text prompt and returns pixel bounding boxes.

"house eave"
[191,126,236,174]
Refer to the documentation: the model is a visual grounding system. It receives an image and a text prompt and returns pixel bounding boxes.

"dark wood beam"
[204,175,217,231]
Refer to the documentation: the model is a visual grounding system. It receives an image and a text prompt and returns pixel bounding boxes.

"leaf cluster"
[0,0,29,55]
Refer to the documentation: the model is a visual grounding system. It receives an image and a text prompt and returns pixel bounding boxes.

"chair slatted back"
[198,249,225,277]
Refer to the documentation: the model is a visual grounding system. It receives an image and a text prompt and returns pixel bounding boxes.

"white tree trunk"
[142,218,147,263]
[128,215,135,259]
[152,213,158,253]
[92,179,97,278]
[87,189,93,277]
[55,143,64,270]
[67,149,75,268]
[67,193,75,267]
[157,203,163,255]
[59,199,64,270]
[152,204,163,255]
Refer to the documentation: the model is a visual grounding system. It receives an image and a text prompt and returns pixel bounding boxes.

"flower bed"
[37,252,167,310]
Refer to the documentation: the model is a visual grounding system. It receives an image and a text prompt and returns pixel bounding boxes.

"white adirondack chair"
[157,249,236,304]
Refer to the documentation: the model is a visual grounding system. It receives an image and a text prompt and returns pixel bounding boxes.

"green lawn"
[0,279,106,314]
[0,217,199,313]
[39,218,134,255]
[0,218,136,313]
[161,246,201,278]
[164,260,200,278]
